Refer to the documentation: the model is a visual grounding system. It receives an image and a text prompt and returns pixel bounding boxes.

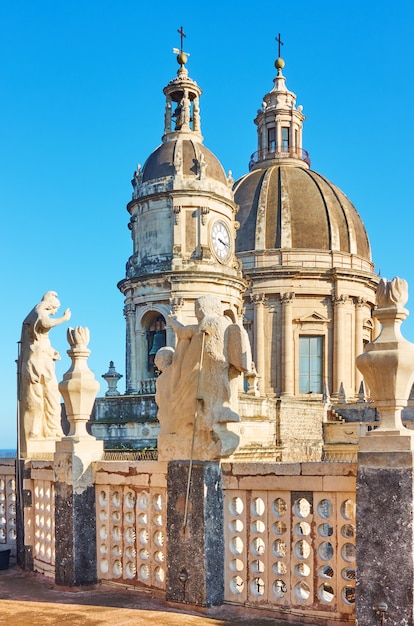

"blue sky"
[1,1,414,448]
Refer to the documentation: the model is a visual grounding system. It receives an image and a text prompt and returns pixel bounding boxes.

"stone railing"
[30,462,55,576]
[95,460,167,589]
[0,459,16,551]
[222,462,356,622]
[138,378,157,395]
[20,456,356,624]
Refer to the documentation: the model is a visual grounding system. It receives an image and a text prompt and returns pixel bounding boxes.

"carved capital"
[355,296,367,308]
[200,206,210,225]
[173,205,181,225]
[332,294,348,305]
[250,293,267,306]
[280,291,295,304]
[123,303,135,318]
[169,296,184,313]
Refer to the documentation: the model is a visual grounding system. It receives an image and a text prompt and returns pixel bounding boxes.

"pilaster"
[281,292,295,396]
[124,302,137,394]
[251,293,266,394]
[354,297,366,395]
[333,294,348,395]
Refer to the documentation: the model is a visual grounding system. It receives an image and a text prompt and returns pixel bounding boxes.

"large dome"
[142,138,228,186]
[234,164,371,262]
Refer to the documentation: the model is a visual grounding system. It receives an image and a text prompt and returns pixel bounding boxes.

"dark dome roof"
[142,138,228,185]
[234,165,371,261]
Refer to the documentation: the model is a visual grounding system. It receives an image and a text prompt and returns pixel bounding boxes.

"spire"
[249,38,310,171]
[162,27,203,141]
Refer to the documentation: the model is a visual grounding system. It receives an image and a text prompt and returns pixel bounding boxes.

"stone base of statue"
[22,437,59,460]
[357,449,414,625]
[158,422,239,462]
[166,461,224,606]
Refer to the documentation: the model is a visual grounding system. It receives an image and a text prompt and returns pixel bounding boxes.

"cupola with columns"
[251,35,309,170]
[118,29,246,395]
[234,40,379,402]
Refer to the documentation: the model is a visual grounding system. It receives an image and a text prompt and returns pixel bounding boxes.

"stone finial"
[376,276,408,308]
[356,277,414,449]
[102,361,123,396]
[59,326,100,439]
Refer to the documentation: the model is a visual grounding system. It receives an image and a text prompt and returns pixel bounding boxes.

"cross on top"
[275,33,284,57]
[177,26,186,53]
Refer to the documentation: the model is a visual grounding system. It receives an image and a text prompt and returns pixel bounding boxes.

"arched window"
[145,314,167,377]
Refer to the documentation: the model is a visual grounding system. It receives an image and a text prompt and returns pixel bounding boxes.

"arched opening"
[142,312,167,379]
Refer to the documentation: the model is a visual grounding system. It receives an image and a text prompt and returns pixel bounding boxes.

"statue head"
[154,346,174,372]
[41,291,61,314]
[195,295,223,321]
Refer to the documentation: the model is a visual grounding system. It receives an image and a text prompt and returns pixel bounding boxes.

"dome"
[142,138,228,186]
[234,164,371,262]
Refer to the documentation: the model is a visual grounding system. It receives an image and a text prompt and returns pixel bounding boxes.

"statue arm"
[168,315,196,339]
[39,308,71,330]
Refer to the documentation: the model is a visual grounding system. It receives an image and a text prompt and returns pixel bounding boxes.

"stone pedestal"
[357,449,414,626]
[54,437,103,587]
[54,326,103,587]
[356,278,414,625]
[166,461,224,607]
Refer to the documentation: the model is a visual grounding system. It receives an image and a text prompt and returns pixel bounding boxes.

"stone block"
[166,461,224,607]
[356,451,414,626]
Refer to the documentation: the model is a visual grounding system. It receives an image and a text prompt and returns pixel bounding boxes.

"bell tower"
[118,30,246,394]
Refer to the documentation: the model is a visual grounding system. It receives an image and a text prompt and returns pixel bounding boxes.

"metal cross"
[177,26,186,53]
[275,33,284,57]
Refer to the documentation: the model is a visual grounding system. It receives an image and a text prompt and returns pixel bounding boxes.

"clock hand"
[218,237,230,248]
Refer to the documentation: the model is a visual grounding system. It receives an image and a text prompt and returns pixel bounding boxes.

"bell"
[149,330,165,355]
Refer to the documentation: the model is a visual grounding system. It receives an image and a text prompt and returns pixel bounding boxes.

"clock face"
[211,220,232,262]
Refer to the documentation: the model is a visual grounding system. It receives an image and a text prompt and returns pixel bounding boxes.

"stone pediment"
[295,311,331,325]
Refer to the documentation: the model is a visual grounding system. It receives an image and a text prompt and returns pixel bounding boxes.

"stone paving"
[0,561,306,626]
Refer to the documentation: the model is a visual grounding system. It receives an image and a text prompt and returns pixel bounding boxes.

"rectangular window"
[268,127,276,152]
[282,127,290,151]
[299,336,323,394]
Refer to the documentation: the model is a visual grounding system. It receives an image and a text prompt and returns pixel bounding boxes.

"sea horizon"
[0,449,16,458]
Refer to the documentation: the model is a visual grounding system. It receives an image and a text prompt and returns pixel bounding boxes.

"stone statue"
[155,295,252,461]
[19,291,71,451]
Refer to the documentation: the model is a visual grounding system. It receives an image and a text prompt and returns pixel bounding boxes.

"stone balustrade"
[0,459,16,552]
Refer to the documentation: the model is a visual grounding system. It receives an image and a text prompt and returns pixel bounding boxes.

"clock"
[210,219,232,263]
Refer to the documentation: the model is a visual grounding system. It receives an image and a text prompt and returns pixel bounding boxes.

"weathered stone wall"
[277,398,325,461]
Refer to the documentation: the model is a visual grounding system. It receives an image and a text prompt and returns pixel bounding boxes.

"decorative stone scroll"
[155,295,252,461]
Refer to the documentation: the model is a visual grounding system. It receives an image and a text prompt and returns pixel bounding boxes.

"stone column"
[166,461,224,607]
[251,293,266,393]
[333,295,347,395]
[54,327,103,588]
[355,297,366,395]
[356,277,414,626]
[124,302,137,394]
[136,329,147,392]
[281,292,294,395]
